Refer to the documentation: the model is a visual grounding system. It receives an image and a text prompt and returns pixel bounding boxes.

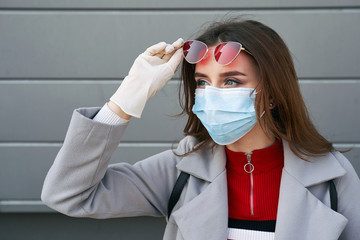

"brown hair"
[178,18,334,159]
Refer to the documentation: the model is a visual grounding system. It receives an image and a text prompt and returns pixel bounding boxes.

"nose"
[210,82,222,88]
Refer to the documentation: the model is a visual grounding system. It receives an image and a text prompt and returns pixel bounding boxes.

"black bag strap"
[167,172,190,219]
[329,180,338,212]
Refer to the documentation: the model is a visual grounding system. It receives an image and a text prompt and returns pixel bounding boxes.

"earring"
[270,103,274,107]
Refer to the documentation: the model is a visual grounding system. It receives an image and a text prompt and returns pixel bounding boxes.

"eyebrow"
[220,71,247,77]
[194,72,208,78]
[194,71,246,78]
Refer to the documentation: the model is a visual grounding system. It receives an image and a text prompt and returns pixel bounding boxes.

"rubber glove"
[110,38,184,118]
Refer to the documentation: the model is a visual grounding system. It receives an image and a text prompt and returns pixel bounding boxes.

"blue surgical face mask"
[192,86,258,145]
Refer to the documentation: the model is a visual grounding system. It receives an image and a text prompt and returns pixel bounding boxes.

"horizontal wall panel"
[0,80,359,143]
[0,144,359,204]
[0,214,165,240]
[0,81,186,142]
[1,0,360,9]
[299,81,360,142]
[0,144,171,200]
[0,11,360,79]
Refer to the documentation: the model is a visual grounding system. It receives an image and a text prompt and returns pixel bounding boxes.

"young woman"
[42,19,360,240]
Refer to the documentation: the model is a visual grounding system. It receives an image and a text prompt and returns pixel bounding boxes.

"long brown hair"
[179,18,334,159]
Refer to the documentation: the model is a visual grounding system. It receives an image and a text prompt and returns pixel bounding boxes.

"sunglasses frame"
[183,40,252,66]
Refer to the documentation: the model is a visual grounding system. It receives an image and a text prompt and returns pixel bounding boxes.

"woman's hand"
[110,38,184,118]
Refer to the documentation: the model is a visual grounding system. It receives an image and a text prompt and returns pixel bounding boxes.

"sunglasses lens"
[183,40,207,64]
[214,42,241,65]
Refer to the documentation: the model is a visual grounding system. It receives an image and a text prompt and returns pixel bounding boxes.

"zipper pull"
[244,152,254,173]
[244,152,255,215]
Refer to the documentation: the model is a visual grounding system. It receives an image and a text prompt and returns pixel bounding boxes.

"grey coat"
[42,107,360,240]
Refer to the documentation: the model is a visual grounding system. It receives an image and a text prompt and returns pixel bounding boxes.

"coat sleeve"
[41,107,182,219]
[334,152,360,240]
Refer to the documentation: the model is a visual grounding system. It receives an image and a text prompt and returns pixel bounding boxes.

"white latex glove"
[110,38,184,118]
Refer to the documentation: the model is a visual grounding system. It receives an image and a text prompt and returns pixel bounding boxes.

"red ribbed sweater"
[226,139,284,239]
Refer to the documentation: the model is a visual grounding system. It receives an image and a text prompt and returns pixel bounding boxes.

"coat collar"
[173,138,348,240]
[176,138,346,186]
[176,140,227,182]
[282,140,346,187]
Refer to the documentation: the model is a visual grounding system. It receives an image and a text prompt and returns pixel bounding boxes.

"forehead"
[195,48,257,73]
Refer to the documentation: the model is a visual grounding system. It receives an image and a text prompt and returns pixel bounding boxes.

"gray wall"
[1,1,359,239]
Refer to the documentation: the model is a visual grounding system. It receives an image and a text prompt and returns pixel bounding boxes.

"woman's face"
[194,47,260,89]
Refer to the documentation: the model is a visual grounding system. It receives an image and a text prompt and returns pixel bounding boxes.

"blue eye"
[225,79,241,86]
[196,79,209,87]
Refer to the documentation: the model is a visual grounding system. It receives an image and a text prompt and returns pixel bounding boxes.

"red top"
[226,139,284,221]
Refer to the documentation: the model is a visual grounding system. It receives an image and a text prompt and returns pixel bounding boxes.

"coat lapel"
[173,143,229,239]
[275,141,348,240]
[172,170,228,239]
